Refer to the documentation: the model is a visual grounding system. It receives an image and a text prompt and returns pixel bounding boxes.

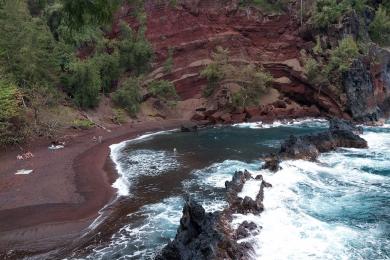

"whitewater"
[85,119,389,260]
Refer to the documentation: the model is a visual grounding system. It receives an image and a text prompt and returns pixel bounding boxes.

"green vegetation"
[310,0,369,29]
[326,36,360,73]
[369,6,390,46]
[0,1,59,88]
[239,0,286,13]
[62,59,102,109]
[201,46,273,107]
[62,0,120,30]
[201,47,230,97]
[311,0,348,29]
[0,0,156,146]
[231,64,273,107]
[163,48,174,73]
[71,118,95,129]
[303,37,360,92]
[148,80,178,101]
[112,108,127,125]
[112,77,142,117]
[118,22,153,74]
[95,52,120,94]
[0,80,26,147]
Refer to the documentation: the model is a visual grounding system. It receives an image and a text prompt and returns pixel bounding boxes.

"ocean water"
[84,119,390,260]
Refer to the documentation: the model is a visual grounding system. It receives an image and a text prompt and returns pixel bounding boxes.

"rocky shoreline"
[156,119,368,259]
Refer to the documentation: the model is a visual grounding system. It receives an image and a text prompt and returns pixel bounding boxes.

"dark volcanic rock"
[157,169,272,260]
[225,170,270,215]
[262,154,281,171]
[155,198,223,260]
[155,197,254,260]
[235,221,258,240]
[181,123,198,132]
[263,119,368,171]
[342,58,378,121]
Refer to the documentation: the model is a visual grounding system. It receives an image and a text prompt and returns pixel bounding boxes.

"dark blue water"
[86,119,390,260]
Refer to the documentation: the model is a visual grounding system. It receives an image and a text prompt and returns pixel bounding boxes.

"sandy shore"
[0,119,187,257]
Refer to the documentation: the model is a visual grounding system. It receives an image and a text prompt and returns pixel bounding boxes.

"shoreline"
[0,119,188,258]
[0,117,387,258]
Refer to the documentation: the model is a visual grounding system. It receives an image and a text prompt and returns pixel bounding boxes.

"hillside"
[0,0,389,148]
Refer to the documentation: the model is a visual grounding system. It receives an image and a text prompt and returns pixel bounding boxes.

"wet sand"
[0,119,187,257]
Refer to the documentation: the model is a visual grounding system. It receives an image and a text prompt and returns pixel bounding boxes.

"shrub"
[313,36,323,54]
[200,47,229,97]
[112,108,127,125]
[63,59,101,108]
[311,0,348,29]
[326,36,360,73]
[0,1,59,88]
[163,48,174,73]
[304,58,322,83]
[71,118,94,129]
[0,80,26,147]
[239,0,286,13]
[95,52,120,94]
[112,77,141,117]
[230,64,273,107]
[118,22,153,74]
[148,80,178,100]
[369,6,390,46]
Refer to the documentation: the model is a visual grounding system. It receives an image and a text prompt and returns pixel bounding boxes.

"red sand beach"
[0,119,187,257]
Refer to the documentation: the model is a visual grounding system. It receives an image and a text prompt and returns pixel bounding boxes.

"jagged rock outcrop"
[155,198,253,260]
[263,119,368,171]
[155,198,224,260]
[342,58,379,121]
[156,170,272,260]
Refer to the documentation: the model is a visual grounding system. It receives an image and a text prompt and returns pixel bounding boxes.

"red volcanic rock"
[231,113,246,123]
[191,112,205,121]
[209,111,224,122]
[220,113,232,123]
[273,100,287,108]
[245,107,261,118]
[204,103,219,117]
[115,1,360,120]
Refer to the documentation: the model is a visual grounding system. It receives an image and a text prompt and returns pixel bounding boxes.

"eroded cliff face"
[114,0,390,123]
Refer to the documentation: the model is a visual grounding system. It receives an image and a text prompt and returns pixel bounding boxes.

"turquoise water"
[86,119,390,260]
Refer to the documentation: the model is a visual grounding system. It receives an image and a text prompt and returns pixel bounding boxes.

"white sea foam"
[237,178,262,200]
[248,137,390,260]
[233,118,329,129]
[110,130,178,196]
[191,160,260,188]
[87,197,184,260]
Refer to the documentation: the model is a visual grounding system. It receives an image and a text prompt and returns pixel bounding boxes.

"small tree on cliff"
[201,46,273,107]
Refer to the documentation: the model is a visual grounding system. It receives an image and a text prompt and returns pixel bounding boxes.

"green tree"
[62,0,120,30]
[117,22,153,74]
[0,0,59,88]
[94,52,120,94]
[0,79,26,146]
[311,0,348,29]
[148,80,178,101]
[112,77,141,117]
[369,6,390,46]
[63,59,101,108]
[326,36,360,73]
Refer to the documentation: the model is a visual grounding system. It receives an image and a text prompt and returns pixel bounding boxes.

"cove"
[84,119,390,260]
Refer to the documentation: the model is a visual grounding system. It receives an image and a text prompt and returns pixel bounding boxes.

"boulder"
[181,123,198,132]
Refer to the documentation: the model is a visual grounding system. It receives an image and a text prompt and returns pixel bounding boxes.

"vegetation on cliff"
[0,0,176,147]
[201,46,273,108]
